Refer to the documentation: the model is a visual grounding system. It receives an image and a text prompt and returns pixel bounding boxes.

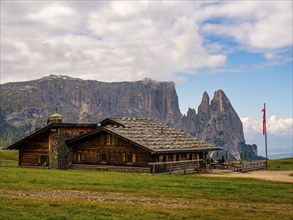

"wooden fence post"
[184,162,186,174]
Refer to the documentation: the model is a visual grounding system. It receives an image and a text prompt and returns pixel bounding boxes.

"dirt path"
[203,170,293,183]
[0,189,190,207]
[0,189,291,211]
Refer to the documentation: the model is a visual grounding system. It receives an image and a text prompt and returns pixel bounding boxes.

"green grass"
[0,167,292,220]
[0,156,292,219]
[1,196,290,220]
[0,150,18,166]
[0,150,18,161]
[268,158,293,171]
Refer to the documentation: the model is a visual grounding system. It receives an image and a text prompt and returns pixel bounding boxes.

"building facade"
[8,115,219,173]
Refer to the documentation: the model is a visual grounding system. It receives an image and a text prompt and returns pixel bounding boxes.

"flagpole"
[263,103,268,169]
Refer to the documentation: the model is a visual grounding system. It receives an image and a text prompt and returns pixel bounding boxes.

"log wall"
[49,126,96,169]
[19,134,49,166]
[72,131,152,167]
[19,125,96,168]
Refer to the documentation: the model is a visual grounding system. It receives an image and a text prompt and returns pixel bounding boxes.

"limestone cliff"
[181,90,245,160]
[1,75,257,159]
[1,75,181,140]
[182,90,245,159]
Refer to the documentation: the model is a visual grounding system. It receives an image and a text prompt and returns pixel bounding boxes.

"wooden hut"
[8,116,219,173]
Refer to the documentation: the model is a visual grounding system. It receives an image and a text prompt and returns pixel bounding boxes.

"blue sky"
[1,1,292,158]
[177,51,292,118]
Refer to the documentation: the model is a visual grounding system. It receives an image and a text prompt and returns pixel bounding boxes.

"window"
[105,134,111,145]
[101,154,108,163]
[187,153,192,160]
[125,153,136,164]
[39,155,48,166]
[126,154,132,164]
[111,135,118,145]
[173,154,177,161]
[159,155,164,162]
[104,134,118,145]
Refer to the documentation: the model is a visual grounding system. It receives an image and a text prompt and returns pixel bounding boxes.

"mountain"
[182,91,245,160]
[0,75,258,159]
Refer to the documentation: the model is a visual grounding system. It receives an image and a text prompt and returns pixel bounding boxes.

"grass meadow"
[0,150,292,219]
[267,158,293,171]
[0,150,18,166]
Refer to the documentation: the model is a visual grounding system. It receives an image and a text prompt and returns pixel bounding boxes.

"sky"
[1,1,292,158]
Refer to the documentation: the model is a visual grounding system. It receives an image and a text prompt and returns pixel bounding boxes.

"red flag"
[262,108,266,135]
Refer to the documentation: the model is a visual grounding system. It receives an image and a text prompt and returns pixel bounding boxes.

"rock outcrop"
[182,90,245,160]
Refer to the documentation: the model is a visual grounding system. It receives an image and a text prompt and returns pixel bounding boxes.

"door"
[40,155,49,166]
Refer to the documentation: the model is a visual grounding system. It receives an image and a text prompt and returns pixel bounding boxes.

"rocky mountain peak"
[197,91,210,122]
[200,91,210,107]
[1,75,256,160]
[211,89,231,113]
[182,89,246,160]
[187,107,196,116]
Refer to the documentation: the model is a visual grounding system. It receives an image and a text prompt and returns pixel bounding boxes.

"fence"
[148,159,203,174]
[209,160,267,172]
[240,161,266,172]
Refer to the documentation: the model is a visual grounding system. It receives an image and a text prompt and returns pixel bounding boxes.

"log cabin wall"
[49,126,97,169]
[19,134,49,167]
[71,131,152,167]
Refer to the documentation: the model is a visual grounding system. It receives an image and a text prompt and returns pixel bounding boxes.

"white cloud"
[1,1,292,83]
[268,116,293,136]
[241,116,293,136]
[201,1,292,52]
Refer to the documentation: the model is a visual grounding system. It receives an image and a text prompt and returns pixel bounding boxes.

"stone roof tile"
[104,118,218,153]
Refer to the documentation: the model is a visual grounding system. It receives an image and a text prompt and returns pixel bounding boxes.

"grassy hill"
[0,163,292,219]
[268,158,293,171]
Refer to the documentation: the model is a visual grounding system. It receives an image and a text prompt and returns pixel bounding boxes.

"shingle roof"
[99,118,219,153]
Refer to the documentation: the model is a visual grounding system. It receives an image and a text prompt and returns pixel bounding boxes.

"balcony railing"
[148,159,204,174]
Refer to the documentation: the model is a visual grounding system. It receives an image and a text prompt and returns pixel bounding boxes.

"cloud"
[1,1,292,83]
[201,1,292,52]
[241,116,293,136]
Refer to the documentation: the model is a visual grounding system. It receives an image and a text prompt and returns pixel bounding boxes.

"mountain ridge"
[0,74,259,160]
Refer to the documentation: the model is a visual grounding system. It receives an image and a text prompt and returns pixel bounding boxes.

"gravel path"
[204,170,293,183]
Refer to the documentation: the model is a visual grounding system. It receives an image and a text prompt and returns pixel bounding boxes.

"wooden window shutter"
[132,153,136,164]
[122,153,126,163]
